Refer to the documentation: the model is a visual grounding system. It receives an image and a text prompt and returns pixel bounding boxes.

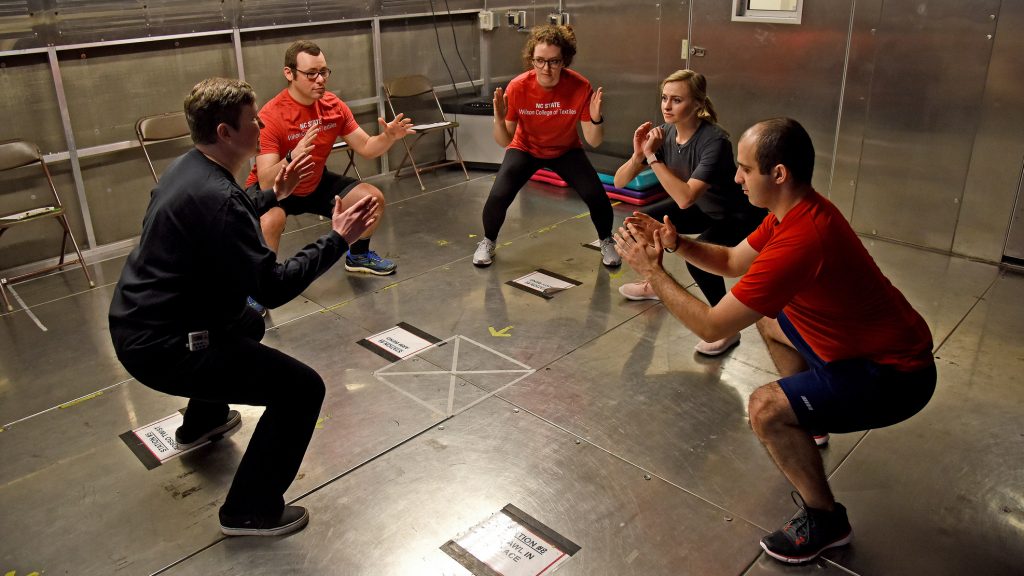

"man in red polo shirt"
[247,40,413,284]
[615,117,936,564]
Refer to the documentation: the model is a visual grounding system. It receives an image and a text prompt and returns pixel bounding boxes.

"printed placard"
[441,504,580,576]
[506,269,582,299]
[358,321,442,362]
[119,411,187,470]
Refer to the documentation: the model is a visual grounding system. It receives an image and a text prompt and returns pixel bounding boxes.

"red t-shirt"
[245,88,360,197]
[505,68,594,159]
[732,190,933,370]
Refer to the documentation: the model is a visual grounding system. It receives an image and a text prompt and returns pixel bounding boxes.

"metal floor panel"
[1,166,1022,576]
[163,397,768,576]
[823,271,1024,576]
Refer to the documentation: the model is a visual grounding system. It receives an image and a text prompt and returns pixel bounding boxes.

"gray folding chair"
[383,75,469,190]
[0,139,95,312]
[135,111,190,183]
[331,139,362,179]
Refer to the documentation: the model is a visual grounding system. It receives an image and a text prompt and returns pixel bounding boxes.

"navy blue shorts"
[776,311,936,434]
[279,168,360,218]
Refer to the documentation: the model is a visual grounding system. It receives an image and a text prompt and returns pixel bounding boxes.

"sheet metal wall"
[956,0,1024,262]
[1,0,1022,271]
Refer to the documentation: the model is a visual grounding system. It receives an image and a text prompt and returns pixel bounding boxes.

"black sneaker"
[220,505,309,537]
[174,410,242,450]
[761,492,853,564]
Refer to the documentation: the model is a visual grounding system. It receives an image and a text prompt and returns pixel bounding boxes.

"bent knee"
[748,383,794,431]
[261,207,287,234]
[344,185,387,218]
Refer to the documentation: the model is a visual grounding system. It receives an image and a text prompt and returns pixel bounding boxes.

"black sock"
[350,238,370,255]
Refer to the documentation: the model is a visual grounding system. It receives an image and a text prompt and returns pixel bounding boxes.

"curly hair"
[521,25,577,69]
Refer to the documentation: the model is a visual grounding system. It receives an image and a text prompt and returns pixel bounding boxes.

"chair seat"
[383,74,470,190]
[1,206,62,226]
[0,138,94,312]
[410,121,458,132]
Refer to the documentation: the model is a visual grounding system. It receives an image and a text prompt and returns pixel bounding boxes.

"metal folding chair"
[135,111,190,183]
[331,139,362,179]
[0,139,95,312]
[383,75,469,190]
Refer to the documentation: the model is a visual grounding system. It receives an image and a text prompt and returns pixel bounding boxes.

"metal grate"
[54,0,228,40]
[0,0,32,45]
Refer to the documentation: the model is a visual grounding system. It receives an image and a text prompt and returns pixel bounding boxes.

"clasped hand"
[614,212,679,276]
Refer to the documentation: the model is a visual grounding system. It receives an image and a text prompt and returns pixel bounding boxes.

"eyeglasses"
[292,67,332,81]
[531,58,563,69]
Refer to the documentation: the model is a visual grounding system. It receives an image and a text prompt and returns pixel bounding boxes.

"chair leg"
[398,136,427,191]
[0,279,13,312]
[59,215,95,288]
[446,128,470,181]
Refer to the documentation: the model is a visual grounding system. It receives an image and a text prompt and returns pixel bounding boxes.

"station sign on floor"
[506,269,581,300]
[358,321,442,362]
[119,411,186,469]
[441,503,580,576]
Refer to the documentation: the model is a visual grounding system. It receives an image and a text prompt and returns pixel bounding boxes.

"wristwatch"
[646,154,660,165]
[664,234,679,253]
[591,116,604,125]
[285,149,293,163]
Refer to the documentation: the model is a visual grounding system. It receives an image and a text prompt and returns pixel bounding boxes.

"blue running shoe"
[344,250,397,275]
[246,296,267,317]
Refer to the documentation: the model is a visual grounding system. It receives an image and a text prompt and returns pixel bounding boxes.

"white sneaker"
[599,237,621,267]
[694,333,741,356]
[473,238,496,267]
[619,281,660,301]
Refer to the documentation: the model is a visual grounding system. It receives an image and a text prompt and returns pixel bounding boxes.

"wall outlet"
[548,12,570,25]
[506,9,527,30]
[479,10,495,30]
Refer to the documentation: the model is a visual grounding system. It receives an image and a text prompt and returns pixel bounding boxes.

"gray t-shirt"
[656,120,760,219]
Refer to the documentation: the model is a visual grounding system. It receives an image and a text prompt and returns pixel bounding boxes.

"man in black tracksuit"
[109,77,379,537]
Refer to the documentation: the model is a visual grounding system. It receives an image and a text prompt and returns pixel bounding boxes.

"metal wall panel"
[1006,171,1024,261]
[241,22,376,104]
[380,14,480,88]
[380,15,481,166]
[829,0,883,220]
[569,0,665,158]
[0,51,89,267]
[238,0,373,28]
[53,0,230,44]
[851,0,999,250]
[58,36,236,245]
[954,1,1024,262]
[690,0,853,194]
[0,0,33,50]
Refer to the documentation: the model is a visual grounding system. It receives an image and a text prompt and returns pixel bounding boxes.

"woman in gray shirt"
[614,70,765,356]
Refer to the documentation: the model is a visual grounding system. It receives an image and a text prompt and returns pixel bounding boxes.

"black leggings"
[114,307,325,519]
[482,147,613,241]
[646,200,764,306]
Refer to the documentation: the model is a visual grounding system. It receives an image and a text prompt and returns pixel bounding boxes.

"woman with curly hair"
[473,25,618,268]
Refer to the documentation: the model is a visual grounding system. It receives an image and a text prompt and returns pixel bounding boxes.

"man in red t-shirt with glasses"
[246,40,413,289]
[615,117,935,565]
